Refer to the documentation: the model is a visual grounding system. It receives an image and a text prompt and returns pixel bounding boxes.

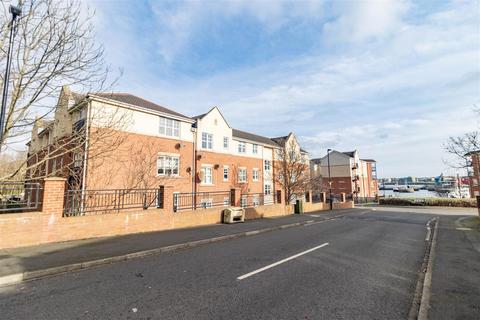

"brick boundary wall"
[0,179,351,249]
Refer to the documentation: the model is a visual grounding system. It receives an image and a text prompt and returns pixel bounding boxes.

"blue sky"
[88,0,479,177]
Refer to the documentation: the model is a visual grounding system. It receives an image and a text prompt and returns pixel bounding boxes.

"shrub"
[379,197,476,208]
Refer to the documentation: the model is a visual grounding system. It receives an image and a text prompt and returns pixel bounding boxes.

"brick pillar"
[276,189,283,204]
[42,177,66,217]
[321,192,326,203]
[162,186,175,213]
[231,188,241,207]
[341,192,346,203]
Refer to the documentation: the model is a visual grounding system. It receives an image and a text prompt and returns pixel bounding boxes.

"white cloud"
[323,0,410,43]
[86,0,479,177]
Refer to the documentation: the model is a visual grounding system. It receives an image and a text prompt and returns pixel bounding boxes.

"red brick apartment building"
[466,151,480,197]
[310,150,378,199]
[26,86,309,206]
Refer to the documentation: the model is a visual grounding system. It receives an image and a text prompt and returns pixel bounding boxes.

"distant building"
[310,150,378,199]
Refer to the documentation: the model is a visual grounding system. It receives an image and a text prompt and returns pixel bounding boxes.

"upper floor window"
[264,160,271,171]
[223,137,229,149]
[202,133,213,149]
[157,155,180,176]
[159,117,180,138]
[238,141,246,153]
[252,144,258,154]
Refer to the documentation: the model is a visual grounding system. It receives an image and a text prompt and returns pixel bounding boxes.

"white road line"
[237,243,329,280]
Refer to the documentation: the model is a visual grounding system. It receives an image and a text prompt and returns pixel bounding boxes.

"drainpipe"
[80,100,91,212]
[191,123,197,210]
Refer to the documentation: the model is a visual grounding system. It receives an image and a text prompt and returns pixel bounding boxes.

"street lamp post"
[327,148,332,210]
[0,5,22,147]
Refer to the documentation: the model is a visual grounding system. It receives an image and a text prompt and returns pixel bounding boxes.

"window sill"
[200,183,214,186]
[157,175,181,178]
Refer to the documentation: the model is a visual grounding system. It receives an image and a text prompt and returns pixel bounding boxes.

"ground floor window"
[240,196,247,207]
[201,199,213,208]
[252,195,260,207]
[157,155,180,176]
[264,184,272,195]
[201,166,213,184]
[238,168,247,183]
[223,197,230,206]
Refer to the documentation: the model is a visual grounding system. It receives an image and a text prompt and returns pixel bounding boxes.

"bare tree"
[444,106,480,169]
[273,139,315,204]
[0,0,116,149]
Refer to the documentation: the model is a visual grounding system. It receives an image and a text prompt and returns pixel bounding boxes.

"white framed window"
[157,155,180,176]
[264,160,271,171]
[223,166,229,181]
[223,197,230,206]
[201,199,213,208]
[264,184,272,195]
[159,117,180,138]
[238,141,246,153]
[201,166,213,184]
[240,196,247,208]
[252,168,259,181]
[73,152,83,168]
[223,137,229,149]
[202,133,213,149]
[252,144,258,154]
[252,195,260,207]
[238,168,247,183]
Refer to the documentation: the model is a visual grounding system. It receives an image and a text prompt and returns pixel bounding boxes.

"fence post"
[162,185,174,213]
[341,192,346,203]
[42,177,67,217]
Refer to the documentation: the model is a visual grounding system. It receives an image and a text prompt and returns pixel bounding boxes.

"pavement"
[0,206,478,319]
[0,209,355,280]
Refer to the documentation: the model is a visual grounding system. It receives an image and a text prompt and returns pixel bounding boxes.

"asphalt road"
[0,208,478,319]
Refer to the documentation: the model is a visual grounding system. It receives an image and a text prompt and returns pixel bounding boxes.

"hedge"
[379,197,476,208]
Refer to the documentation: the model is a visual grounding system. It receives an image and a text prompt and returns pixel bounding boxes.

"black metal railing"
[326,194,345,203]
[312,192,325,203]
[0,182,43,213]
[64,187,163,217]
[240,193,275,208]
[173,191,231,212]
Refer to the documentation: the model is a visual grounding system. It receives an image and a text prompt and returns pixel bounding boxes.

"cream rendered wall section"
[319,152,353,178]
[196,107,265,159]
[262,146,274,189]
[196,108,232,154]
[90,100,194,142]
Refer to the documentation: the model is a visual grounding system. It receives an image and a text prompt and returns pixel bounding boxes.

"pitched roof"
[271,136,288,146]
[91,93,190,119]
[232,129,279,147]
[342,151,356,157]
[465,150,480,156]
[192,113,207,119]
[361,158,376,162]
